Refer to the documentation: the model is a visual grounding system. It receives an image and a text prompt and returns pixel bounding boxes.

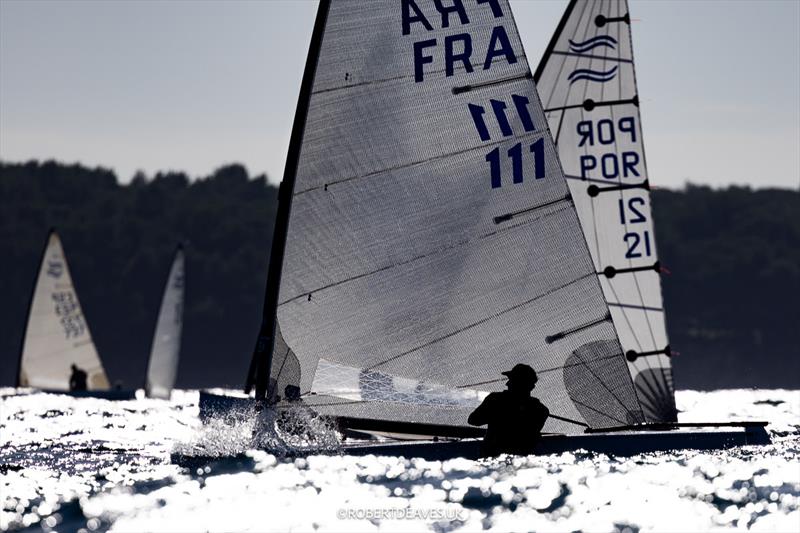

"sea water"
[1,388,797,532]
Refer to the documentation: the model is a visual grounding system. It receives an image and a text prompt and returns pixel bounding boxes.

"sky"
[0,0,798,190]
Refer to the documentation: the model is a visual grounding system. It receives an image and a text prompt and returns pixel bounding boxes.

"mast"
[252,0,332,400]
[533,0,577,84]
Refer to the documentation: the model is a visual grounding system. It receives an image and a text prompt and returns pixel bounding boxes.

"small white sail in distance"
[18,230,110,390]
[145,245,185,399]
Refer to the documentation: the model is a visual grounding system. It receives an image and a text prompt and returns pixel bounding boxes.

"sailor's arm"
[467,394,496,426]
[531,402,549,433]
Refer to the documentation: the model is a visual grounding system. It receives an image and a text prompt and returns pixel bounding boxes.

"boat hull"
[39,389,138,400]
[342,424,771,459]
[195,391,771,458]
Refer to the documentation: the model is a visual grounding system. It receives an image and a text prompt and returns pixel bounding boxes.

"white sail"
[252,0,649,433]
[533,0,676,421]
[18,231,110,390]
[145,246,185,399]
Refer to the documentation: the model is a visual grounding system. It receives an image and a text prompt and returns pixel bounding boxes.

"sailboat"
[16,229,135,400]
[144,244,185,399]
[198,0,768,458]
[533,0,675,423]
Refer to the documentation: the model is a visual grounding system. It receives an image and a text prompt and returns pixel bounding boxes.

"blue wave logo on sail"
[568,35,617,53]
[568,65,618,85]
[47,260,63,278]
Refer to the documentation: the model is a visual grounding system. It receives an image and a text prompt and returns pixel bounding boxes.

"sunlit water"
[1,388,798,532]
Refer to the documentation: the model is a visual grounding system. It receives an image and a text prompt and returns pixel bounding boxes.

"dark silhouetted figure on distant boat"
[69,363,88,392]
[468,363,549,457]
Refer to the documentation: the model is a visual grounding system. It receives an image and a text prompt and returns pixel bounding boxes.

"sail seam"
[551,50,632,63]
[311,57,528,97]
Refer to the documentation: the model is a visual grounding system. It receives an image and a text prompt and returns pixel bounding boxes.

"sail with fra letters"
[18,230,110,391]
[251,0,650,434]
[145,245,185,399]
[533,0,676,421]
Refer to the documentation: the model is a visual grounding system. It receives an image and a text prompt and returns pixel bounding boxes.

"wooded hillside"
[1,160,796,390]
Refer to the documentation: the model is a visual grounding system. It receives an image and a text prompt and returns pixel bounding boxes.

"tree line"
[0,160,796,390]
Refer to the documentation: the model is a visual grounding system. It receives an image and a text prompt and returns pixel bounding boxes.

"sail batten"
[18,231,109,391]
[258,0,647,433]
[534,0,676,422]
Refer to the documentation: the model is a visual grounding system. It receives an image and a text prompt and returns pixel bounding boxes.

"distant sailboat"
[533,0,676,422]
[197,0,768,458]
[145,245,185,399]
[16,230,126,397]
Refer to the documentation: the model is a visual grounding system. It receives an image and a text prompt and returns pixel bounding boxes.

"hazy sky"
[1,0,798,189]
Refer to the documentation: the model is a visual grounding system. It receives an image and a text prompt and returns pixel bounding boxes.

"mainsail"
[533,0,676,421]
[145,245,185,399]
[251,0,650,433]
[17,230,110,390]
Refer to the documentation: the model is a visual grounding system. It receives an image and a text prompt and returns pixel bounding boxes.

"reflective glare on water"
[1,388,798,532]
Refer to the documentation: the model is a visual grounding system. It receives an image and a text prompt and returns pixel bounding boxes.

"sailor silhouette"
[69,363,88,392]
[468,363,549,457]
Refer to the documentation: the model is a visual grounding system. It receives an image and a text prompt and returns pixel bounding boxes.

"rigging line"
[551,51,633,64]
[452,71,532,94]
[549,414,589,428]
[494,194,572,224]
[544,94,637,114]
[608,302,664,312]
[571,397,626,426]
[366,272,596,372]
[455,353,622,389]
[295,129,540,196]
[551,103,568,148]
[545,313,611,344]
[278,202,572,306]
